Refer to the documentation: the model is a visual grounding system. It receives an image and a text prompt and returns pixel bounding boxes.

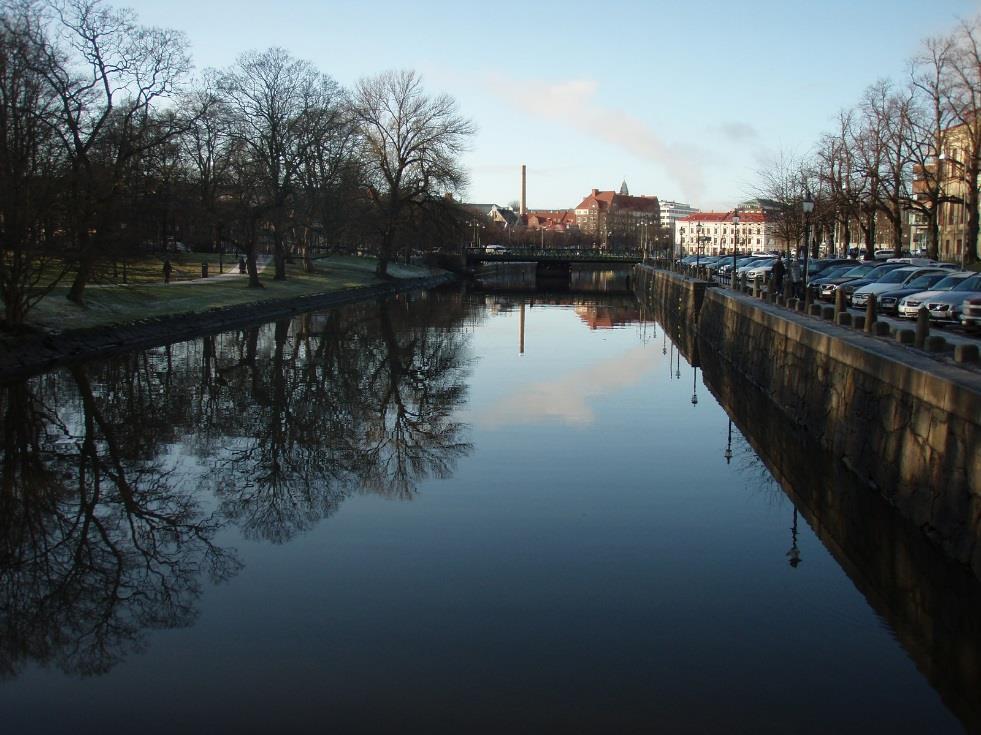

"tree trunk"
[966,161,980,266]
[246,215,263,288]
[67,253,94,305]
[926,211,939,261]
[273,223,287,280]
[862,210,876,260]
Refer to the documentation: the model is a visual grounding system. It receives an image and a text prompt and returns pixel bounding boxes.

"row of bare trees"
[0,0,474,327]
[759,16,981,264]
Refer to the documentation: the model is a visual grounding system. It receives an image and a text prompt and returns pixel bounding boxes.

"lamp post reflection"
[788,507,802,568]
[724,418,733,464]
[691,365,699,406]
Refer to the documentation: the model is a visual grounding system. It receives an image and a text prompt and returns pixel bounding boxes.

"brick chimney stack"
[520,164,527,216]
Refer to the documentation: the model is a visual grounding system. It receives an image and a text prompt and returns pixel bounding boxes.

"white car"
[897,271,977,318]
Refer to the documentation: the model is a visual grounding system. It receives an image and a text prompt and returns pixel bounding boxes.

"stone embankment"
[0,273,457,383]
[634,265,981,576]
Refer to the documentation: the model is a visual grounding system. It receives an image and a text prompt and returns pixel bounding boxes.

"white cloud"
[486,74,706,202]
[477,345,656,428]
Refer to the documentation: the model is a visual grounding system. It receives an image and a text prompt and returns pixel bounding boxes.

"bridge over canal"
[466,248,643,284]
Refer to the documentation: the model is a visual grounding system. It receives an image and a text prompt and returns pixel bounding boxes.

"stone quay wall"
[634,265,981,575]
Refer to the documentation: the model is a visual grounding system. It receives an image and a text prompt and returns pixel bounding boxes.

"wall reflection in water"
[648,293,981,733]
[0,293,475,678]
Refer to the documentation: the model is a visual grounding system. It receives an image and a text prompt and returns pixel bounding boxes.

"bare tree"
[24,0,191,304]
[352,69,474,278]
[218,47,341,282]
[909,35,959,260]
[756,150,808,256]
[862,80,916,257]
[0,1,66,326]
[942,16,981,265]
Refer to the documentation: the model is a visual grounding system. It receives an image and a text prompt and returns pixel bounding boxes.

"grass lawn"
[24,255,438,333]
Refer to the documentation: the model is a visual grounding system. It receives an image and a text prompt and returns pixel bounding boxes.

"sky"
[125,0,981,211]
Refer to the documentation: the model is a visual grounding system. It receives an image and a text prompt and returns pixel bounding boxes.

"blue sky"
[127,0,980,210]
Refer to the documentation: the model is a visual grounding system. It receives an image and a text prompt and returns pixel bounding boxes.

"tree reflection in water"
[209,294,473,541]
[0,291,475,677]
[0,369,239,679]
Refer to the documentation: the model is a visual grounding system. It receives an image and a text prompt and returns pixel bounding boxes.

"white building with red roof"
[675,211,774,256]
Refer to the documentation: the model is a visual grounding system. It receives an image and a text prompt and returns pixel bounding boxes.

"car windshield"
[843,265,874,277]
[961,275,981,290]
[820,266,852,279]
[906,274,943,289]
[934,274,972,290]
[866,266,905,281]
[879,269,915,284]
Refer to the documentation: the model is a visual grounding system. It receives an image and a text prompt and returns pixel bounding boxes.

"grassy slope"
[25,256,436,333]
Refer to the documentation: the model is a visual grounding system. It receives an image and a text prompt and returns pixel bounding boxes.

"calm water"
[0,267,976,733]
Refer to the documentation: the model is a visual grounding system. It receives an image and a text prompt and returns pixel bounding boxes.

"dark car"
[816,263,884,300]
[872,273,948,315]
[807,258,854,278]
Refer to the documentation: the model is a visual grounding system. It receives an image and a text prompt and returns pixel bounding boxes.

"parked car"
[962,296,981,332]
[817,262,900,301]
[484,244,508,254]
[837,263,911,304]
[807,258,854,277]
[913,276,981,324]
[897,272,979,319]
[875,273,949,315]
[851,267,949,308]
[717,255,762,276]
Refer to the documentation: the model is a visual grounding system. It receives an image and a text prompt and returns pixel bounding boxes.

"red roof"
[678,211,767,223]
[575,190,660,214]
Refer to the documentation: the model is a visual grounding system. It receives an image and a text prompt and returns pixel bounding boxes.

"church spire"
[619,178,629,196]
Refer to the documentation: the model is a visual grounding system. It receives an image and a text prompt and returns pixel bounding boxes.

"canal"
[0,265,977,733]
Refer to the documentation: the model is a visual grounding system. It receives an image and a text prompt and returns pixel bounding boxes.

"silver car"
[897,272,976,318]
[898,273,981,321]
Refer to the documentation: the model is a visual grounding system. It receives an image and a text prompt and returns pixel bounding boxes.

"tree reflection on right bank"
[0,291,476,677]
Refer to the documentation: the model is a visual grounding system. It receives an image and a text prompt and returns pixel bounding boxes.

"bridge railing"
[465,248,643,260]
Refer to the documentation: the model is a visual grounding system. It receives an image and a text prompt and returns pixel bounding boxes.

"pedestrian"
[163,258,172,284]
[789,257,802,299]
[770,256,786,296]
[238,256,246,274]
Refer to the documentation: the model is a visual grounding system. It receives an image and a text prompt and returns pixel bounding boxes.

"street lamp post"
[802,190,815,298]
[731,208,740,288]
[695,223,703,274]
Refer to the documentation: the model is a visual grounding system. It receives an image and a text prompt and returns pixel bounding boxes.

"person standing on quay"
[789,257,802,299]
[771,256,786,296]
[163,259,172,284]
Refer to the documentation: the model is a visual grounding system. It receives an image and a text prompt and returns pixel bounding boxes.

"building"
[909,121,981,264]
[574,181,660,248]
[658,200,699,232]
[525,209,578,232]
[675,211,774,256]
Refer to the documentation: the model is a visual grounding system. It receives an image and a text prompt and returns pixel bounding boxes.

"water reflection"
[0,293,475,675]
[644,284,981,733]
[0,369,238,678]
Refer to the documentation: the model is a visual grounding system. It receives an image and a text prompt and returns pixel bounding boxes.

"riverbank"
[634,264,981,577]
[0,258,457,382]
